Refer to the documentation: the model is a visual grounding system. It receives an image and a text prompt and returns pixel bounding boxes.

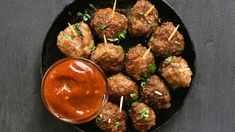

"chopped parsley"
[141,72,149,81]
[72,23,82,36]
[130,93,136,98]
[77,10,91,22]
[77,12,83,17]
[148,64,156,74]
[95,114,103,123]
[63,35,73,40]
[91,45,96,52]
[131,102,138,106]
[158,18,162,24]
[119,30,127,39]
[149,35,154,41]
[165,56,173,62]
[114,121,120,128]
[99,24,108,30]
[141,82,146,87]
[89,3,97,11]
[140,108,149,120]
[174,40,181,45]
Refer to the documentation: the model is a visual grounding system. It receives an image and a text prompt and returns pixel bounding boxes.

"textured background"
[0,0,235,132]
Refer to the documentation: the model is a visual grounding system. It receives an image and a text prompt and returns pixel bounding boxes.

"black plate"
[41,0,196,131]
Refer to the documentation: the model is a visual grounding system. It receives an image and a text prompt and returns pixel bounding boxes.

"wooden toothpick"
[111,0,117,20]
[68,23,78,36]
[168,25,180,41]
[119,96,124,112]
[142,46,151,61]
[144,5,155,17]
[103,35,109,52]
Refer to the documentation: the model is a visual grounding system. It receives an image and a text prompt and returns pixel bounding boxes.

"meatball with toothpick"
[159,56,193,89]
[125,44,156,81]
[128,0,159,37]
[95,102,127,132]
[57,22,94,58]
[148,22,185,56]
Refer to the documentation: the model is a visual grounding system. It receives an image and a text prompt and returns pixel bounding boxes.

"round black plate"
[41,0,196,131]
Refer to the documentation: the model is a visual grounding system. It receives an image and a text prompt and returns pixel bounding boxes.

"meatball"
[148,22,185,56]
[90,8,128,41]
[159,56,193,89]
[141,75,171,109]
[57,22,94,58]
[95,102,127,132]
[128,0,158,37]
[125,44,155,81]
[130,102,156,132]
[108,73,139,104]
[90,43,124,73]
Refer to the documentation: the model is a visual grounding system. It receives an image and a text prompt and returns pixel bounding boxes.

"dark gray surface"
[0,0,234,132]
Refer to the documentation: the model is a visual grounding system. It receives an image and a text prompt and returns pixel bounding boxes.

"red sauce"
[42,58,108,123]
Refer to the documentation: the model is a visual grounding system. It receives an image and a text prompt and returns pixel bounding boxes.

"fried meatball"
[108,73,139,104]
[91,43,124,73]
[57,22,94,58]
[159,56,193,89]
[148,22,185,56]
[130,102,156,132]
[128,0,158,37]
[95,102,127,132]
[141,75,171,109]
[125,44,155,80]
[90,8,128,41]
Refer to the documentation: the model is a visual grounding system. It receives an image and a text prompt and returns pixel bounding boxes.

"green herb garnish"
[99,24,108,30]
[148,64,156,74]
[95,114,103,123]
[130,93,136,98]
[83,11,91,22]
[140,108,149,120]
[119,30,127,39]
[149,35,154,42]
[91,45,96,52]
[77,10,91,22]
[63,35,73,40]
[141,82,146,87]
[158,18,162,23]
[131,102,138,106]
[89,3,97,11]
[77,12,83,17]
[114,121,120,128]
[141,72,149,81]
[165,56,173,62]
[174,40,181,45]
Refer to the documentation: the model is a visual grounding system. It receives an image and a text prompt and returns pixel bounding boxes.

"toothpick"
[111,0,117,20]
[144,5,155,17]
[142,46,151,61]
[119,96,124,112]
[168,25,179,41]
[178,68,190,72]
[68,23,78,36]
[103,35,109,52]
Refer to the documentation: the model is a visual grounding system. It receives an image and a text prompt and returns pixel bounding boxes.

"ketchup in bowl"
[41,58,109,124]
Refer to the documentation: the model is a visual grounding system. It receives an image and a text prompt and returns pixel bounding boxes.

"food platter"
[41,0,196,131]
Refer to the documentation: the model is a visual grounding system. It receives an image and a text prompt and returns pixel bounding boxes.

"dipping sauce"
[41,58,108,124]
